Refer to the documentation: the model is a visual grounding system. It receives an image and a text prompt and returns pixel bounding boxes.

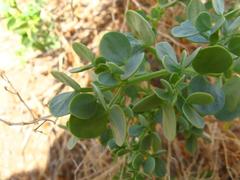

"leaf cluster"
[49,0,240,178]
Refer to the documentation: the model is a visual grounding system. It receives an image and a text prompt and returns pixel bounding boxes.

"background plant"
[1,0,59,54]
[49,0,240,179]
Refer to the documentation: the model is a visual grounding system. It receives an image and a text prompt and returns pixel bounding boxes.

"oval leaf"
[189,76,225,115]
[143,156,155,174]
[121,52,144,80]
[187,92,214,105]
[195,12,211,32]
[68,105,108,138]
[126,10,155,45]
[100,32,131,65]
[72,42,95,62]
[156,42,177,63]
[212,0,224,15]
[92,83,107,111]
[171,20,199,38]
[49,92,77,117]
[215,76,240,121]
[69,94,97,119]
[182,104,205,129]
[228,36,240,56]
[98,72,118,87]
[162,104,176,141]
[187,0,206,24]
[192,46,232,74]
[51,71,81,91]
[109,105,127,146]
[133,94,162,113]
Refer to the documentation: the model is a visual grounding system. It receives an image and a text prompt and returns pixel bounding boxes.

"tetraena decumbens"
[49,0,240,178]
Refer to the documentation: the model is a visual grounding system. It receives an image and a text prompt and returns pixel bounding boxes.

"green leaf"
[161,104,176,141]
[98,72,118,87]
[182,104,205,129]
[183,47,201,67]
[162,56,180,73]
[121,52,144,80]
[154,159,166,177]
[212,0,224,15]
[195,12,211,32]
[228,36,240,56]
[69,64,94,73]
[92,83,107,111]
[215,76,240,121]
[109,105,127,146]
[68,105,108,138]
[129,125,144,137]
[126,10,156,45]
[67,136,78,150]
[186,135,197,154]
[155,42,177,63]
[133,94,162,113]
[187,0,206,24]
[189,76,225,115]
[69,94,97,119]
[187,92,214,105]
[106,62,124,74]
[132,153,144,169]
[143,156,155,174]
[51,71,81,91]
[72,42,95,62]
[228,17,240,32]
[171,21,199,38]
[100,32,131,65]
[49,92,77,117]
[192,46,233,74]
[211,15,225,34]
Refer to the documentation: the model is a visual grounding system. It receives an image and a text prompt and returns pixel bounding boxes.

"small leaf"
[162,104,176,141]
[182,104,205,129]
[69,64,94,73]
[228,16,240,32]
[187,0,206,24]
[228,36,240,56]
[195,12,211,32]
[186,135,197,154]
[106,62,124,74]
[98,72,118,87]
[126,10,155,45]
[143,156,155,174]
[129,125,144,137]
[133,94,162,113]
[100,32,131,65]
[215,76,240,121]
[183,47,201,67]
[92,83,107,111]
[67,136,78,150]
[121,52,144,80]
[162,56,180,72]
[109,105,127,146]
[132,153,144,169]
[72,42,95,62]
[192,46,233,74]
[186,34,209,43]
[211,15,225,34]
[212,0,224,15]
[171,20,199,38]
[68,105,108,138]
[189,76,225,115]
[187,92,214,105]
[49,92,77,117]
[51,71,81,91]
[156,42,177,63]
[69,94,97,119]
[154,159,166,177]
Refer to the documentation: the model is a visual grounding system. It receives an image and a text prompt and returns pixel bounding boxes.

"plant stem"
[79,69,168,93]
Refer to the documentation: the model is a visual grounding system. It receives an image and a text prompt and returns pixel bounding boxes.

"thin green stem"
[79,69,168,93]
